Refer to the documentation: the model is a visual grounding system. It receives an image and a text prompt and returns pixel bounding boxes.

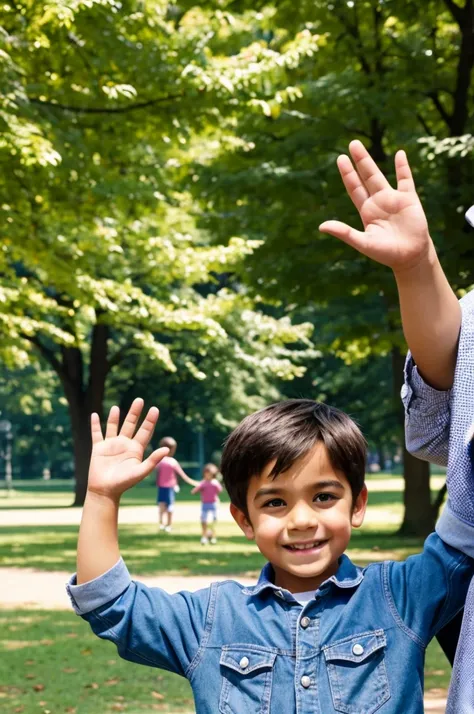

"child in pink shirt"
[155,437,196,533]
[191,463,223,545]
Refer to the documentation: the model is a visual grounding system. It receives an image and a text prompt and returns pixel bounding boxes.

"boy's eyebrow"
[254,479,345,500]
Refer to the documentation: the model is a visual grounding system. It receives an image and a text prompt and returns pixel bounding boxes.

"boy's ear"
[230,503,255,540]
[351,484,368,529]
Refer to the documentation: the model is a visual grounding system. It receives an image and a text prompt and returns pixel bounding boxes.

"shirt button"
[352,643,364,656]
[300,675,311,688]
[239,656,249,670]
[300,616,311,629]
[400,384,409,399]
[276,590,284,598]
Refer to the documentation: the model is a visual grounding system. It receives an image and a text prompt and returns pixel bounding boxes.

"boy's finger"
[135,447,170,480]
[395,150,416,193]
[91,413,104,444]
[119,397,144,438]
[349,140,391,195]
[134,406,159,448]
[319,220,368,253]
[105,405,120,439]
[336,155,369,212]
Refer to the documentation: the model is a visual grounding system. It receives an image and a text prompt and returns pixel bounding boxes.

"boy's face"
[231,442,367,593]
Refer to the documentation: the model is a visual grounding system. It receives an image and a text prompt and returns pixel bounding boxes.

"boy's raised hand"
[87,398,169,501]
[319,140,431,273]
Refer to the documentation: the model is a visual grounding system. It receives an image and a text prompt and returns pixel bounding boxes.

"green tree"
[188,0,473,535]
[0,0,316,504]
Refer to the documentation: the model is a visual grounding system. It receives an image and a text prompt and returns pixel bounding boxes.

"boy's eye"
[263,498,286,508]
[314,493,336,503]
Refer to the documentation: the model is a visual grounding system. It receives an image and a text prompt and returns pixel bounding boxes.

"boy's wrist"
[85,488,122,509]
[392,239,437,284]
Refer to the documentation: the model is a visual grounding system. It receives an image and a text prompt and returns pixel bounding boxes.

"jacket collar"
[242,555,364,600]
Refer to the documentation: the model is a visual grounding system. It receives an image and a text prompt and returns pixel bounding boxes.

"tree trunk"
[70,399,93,507]
[398,449,434,536]
[59,323,110,506]
[391,346,434,536]
[376,442,385,471]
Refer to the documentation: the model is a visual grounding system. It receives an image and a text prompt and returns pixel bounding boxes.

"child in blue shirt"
[68,143,473,713]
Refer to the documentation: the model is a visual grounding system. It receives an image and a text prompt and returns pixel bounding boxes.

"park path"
[1,503,447,713]
[0,502,235,527]
[0,566,255,609]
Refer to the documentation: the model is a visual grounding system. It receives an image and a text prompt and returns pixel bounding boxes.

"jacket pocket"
[323,630,390,714]
[219,645,276,714]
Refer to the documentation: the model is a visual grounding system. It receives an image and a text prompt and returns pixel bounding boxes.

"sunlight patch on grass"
[2,639,36,650]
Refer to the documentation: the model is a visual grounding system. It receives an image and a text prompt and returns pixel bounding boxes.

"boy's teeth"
[289,542,319,550]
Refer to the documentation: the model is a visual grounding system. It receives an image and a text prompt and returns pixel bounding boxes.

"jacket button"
[352,643,364,656]
[300,616,311,629]
[239,657,249,670]
[300,675,311,688]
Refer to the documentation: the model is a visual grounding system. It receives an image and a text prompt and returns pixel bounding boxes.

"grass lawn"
[0,520,432,575]
[0,475,447,574]
[0,608,449,714]
[0,478,208,510]
[0,608,195,714]
[0,472,447,510]
[0,474,452,712]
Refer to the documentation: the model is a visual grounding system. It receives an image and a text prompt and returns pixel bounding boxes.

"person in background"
[319,139,472,709]
[156,436,196,533]
[191,462,223,545]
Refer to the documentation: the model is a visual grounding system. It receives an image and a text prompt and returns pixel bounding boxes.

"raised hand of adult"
[87,398,169,502]
[319,140,432,273]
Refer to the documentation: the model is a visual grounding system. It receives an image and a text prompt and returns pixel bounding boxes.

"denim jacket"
[403,288,474,714]
[68,519,473,714]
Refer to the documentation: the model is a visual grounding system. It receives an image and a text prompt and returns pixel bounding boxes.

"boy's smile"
[231,442,367,593]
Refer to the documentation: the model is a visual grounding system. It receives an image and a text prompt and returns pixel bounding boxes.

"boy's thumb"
[319,221,366,252]
[136,448,170,480]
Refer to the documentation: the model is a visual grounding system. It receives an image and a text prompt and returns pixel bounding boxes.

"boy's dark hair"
[221,399,366,515]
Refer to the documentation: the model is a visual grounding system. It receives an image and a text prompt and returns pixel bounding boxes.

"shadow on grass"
[0,481,229,509]
[0,608,194,713]
[0,524,265,575]
[0,522,426,575]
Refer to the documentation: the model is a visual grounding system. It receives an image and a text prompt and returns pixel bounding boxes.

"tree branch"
[107,344,132,371]
[416,112,433,135]
[443,0,464,25]
[20,333,65,378]
[29,94,184,115]
[428,90,452,129]
[334,7,372,76]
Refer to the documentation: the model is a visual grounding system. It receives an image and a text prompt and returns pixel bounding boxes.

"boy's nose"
[287,501,318,530]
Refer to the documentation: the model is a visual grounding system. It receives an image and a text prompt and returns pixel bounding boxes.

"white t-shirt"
[292,590,315,605]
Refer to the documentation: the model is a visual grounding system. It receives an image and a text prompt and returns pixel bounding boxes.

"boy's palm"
[88,399,169,500]
[320,141,430,272]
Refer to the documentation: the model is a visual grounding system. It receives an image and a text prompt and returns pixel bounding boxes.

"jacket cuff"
[66,557,132,615]
[402,354,451,415]
[436,501,474,559]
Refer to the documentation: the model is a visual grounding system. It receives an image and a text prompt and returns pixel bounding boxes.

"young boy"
[191,463,222,544]
[67,145,474,714]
